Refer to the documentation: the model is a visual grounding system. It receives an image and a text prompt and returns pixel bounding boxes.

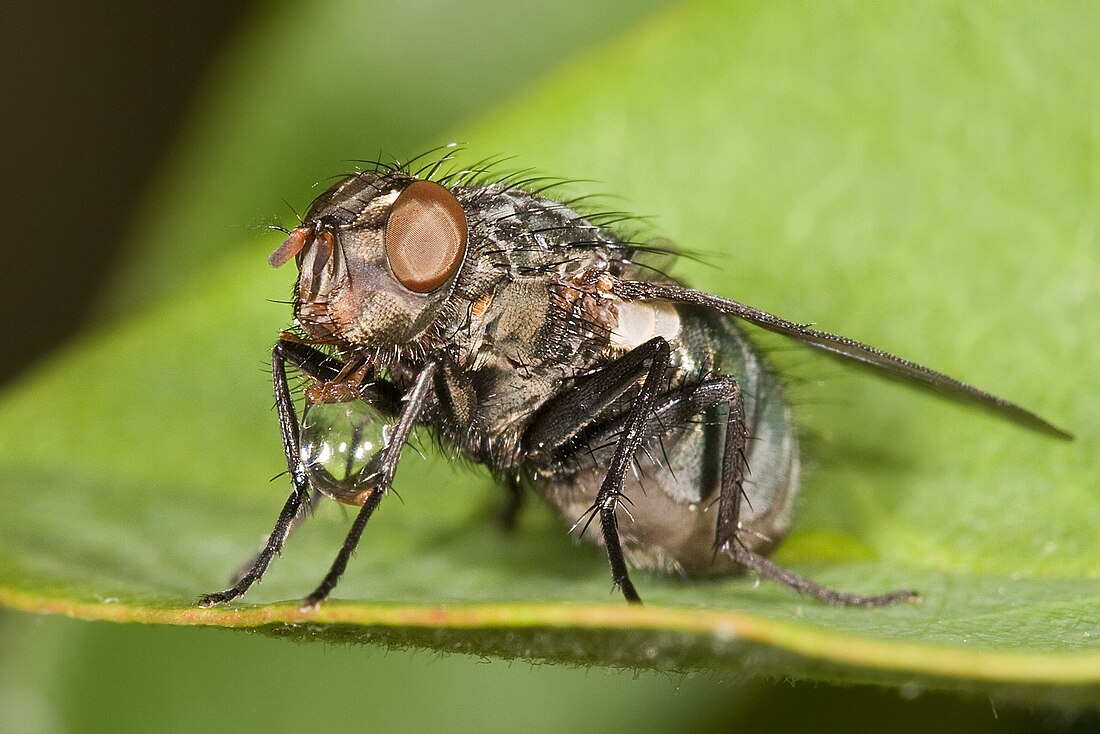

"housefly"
[198,152,1070,611]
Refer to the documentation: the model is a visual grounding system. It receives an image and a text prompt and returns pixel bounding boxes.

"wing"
[612,279,1071,440]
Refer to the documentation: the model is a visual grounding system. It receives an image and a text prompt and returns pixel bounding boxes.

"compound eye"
[384,180,468,293]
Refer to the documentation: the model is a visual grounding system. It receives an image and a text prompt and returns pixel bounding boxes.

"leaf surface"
[2,0,1098,700]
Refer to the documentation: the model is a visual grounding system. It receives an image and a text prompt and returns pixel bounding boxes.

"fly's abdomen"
[532,305,800,576]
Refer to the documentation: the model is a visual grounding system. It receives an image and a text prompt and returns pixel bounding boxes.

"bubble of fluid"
[299,398,393,503]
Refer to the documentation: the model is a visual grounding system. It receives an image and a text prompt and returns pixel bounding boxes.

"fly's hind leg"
[725,545,918,607]
[529,346,918,608]
[710,375,918,607]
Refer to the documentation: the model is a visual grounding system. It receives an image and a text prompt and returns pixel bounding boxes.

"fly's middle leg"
[525,337,675,603]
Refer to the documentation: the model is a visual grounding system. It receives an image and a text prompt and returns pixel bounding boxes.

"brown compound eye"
[384,180,468,293]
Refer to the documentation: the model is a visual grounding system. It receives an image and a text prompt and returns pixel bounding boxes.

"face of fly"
[268,173,470,350]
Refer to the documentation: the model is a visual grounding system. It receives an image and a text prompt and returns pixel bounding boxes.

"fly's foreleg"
[198,339,339,607]
[299,356,439,610]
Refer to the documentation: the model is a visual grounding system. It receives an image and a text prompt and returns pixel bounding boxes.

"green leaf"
[2,0,1098,702]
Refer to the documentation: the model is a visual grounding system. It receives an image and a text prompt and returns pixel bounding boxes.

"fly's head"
[268,172,469,351]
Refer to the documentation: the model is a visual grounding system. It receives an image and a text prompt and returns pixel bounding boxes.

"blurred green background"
[2,0,1097,730]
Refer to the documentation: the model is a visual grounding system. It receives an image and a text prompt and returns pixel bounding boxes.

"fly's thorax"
[271,170,651,359]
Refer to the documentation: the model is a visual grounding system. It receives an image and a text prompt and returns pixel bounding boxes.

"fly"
[198,152,1071,611]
